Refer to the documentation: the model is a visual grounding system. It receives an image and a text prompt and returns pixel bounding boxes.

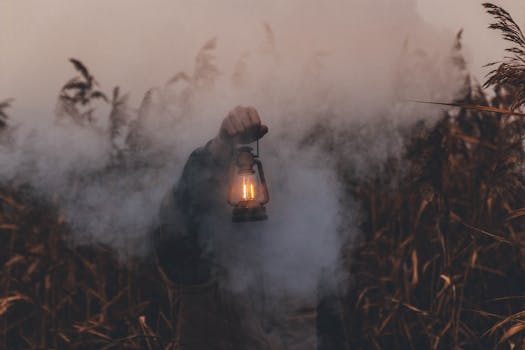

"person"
[153,106,347,349]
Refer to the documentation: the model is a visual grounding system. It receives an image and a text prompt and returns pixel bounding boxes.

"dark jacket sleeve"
[153,140,232,285]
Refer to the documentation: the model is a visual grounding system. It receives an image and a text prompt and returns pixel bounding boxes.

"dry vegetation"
[343,4,525,348]
[0,187,171,349]
[2,2,525,349]
[345,80,525,349]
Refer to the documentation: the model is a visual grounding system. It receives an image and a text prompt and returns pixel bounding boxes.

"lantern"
[228,142,269,222]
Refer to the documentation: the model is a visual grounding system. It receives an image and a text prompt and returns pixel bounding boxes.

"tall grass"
[1,2,525,349]
[343,4,525,349]
[0,99,13,131]
[483,3,525,111]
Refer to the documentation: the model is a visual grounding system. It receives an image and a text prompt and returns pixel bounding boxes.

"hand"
[208,106,268,161]
[219,106,269,144]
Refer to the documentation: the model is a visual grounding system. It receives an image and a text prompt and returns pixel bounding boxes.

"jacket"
[153,140,347,349]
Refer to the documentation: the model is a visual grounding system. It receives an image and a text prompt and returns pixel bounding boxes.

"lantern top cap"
[237,146,254,153]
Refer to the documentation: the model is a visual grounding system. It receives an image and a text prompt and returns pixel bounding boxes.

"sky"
[1,0,524,120]
[416,0,525,81]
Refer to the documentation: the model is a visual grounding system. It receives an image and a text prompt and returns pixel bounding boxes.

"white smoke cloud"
[0,0,468,311]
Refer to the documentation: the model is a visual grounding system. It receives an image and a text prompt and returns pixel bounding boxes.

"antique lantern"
[228,139,269,222]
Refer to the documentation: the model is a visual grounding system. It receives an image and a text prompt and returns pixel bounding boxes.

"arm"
[154,106,268,285]
[154,139,232,284]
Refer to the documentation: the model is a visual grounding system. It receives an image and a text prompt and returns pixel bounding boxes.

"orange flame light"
[242,176,256,200]
[228,145,269,222]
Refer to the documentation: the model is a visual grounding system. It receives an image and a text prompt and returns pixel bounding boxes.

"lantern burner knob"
[232,203,268,222]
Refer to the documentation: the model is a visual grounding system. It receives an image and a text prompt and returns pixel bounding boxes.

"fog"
[0,0,517,322]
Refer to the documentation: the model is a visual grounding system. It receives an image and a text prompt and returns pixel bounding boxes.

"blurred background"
[1,0,524,117]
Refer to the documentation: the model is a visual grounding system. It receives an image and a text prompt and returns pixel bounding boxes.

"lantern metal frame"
[228,138,269,222]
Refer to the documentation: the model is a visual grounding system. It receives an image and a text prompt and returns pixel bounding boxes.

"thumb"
[258,124,269,138]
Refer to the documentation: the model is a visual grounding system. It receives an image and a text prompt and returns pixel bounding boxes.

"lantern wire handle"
[230,127,260,156]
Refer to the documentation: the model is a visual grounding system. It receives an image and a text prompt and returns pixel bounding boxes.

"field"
[1,3,525,349]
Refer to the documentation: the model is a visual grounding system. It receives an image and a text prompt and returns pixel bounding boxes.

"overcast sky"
[1,0,524,118]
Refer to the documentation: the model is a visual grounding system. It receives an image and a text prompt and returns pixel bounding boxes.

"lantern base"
[232,203,267,222]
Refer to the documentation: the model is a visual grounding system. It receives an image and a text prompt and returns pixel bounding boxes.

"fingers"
[220,105,268,143]
[229,109,245,134]
[236,108,252,131]
[222,115,237,137]
[246,106,261,128]
[259,124,269,138]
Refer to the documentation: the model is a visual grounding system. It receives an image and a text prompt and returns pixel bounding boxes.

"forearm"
[160,138,232,225]
[155,138,233,284]
[154,103,268,284]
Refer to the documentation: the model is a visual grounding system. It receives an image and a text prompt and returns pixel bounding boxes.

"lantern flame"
[242,176,255,200]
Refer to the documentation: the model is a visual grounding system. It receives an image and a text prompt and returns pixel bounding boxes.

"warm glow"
[241,176,255,200]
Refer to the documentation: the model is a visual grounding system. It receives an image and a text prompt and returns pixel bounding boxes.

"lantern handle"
[232,127,260,156]
[255,159,269,204]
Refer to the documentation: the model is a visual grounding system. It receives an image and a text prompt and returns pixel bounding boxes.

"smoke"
[0,0,468,332]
